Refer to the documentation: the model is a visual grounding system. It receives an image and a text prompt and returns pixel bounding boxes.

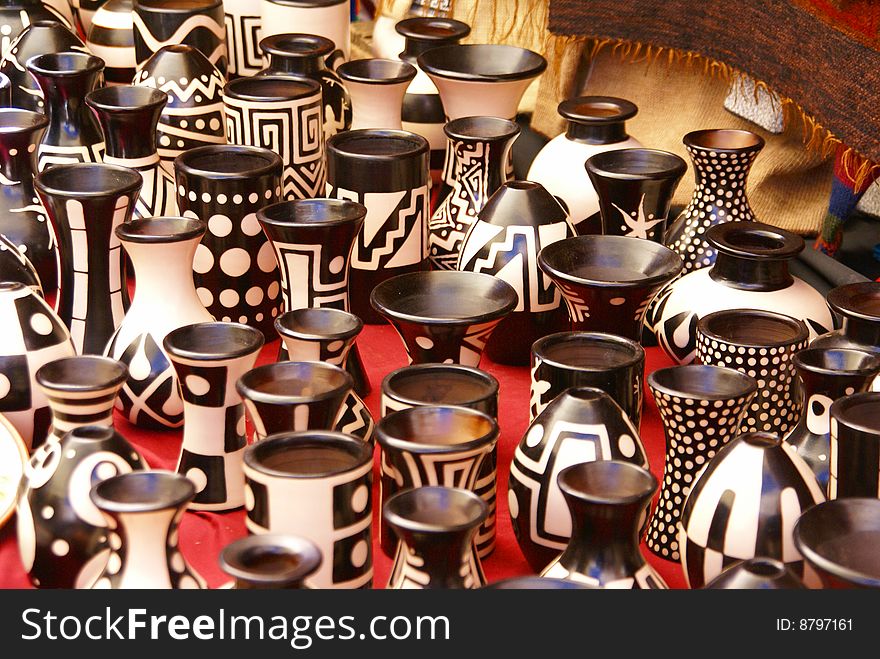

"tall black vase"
[35,163,140,354]
[0,109,57,294]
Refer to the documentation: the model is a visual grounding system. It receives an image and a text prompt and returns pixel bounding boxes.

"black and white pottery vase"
[0,69,8,103]
[429,116,518,270]
[530,331,645,426]
[696,309,809,436]
[369,270,517,366]
[584,148,687,242]
[223,75,325,201]
[0,20,86,112]
[242,431,373,589]
[385,486,488,589]
[0,0,71,60]
[132,0,227,77]
[223,0,261,78]
[86,0,135,84]
[69,0,104,36]
[794,497,880,589]
[0,109,57,294]
[541,461,667,588]
[704,558,807,589]
[164,322,264,512]
[381,363,498,418]
[258,33,351,136]
[133,44,227,175]
[812,282,880,391]
[376,405,497,557]
[527,96,642,233]
[275,308,373,443]
[829,392,880,499]
[35,355,127,446]
[86,85,178,221]
[236,360,353,439]
[174,144,283,334]
[458,181,575,365]
[35,163,141,355]
[371,0,453,59]
[396,17,470,178]
[27,51,105,171]
[509,387,648,572]
[538,234,682,342]
[326,129,430,325]
[0,234,42,293]
[678,431,825,588]
[105,217,213,429]
[646,364,757,562]
[219,533,322,589]
[417,44,546,207]
[336,58,416,130]
[89,470,206,588]
[0,281,74,450]
[787,348,880,491]
[654,221,833,364]
[259,0,350,62]
[17,425,147,588]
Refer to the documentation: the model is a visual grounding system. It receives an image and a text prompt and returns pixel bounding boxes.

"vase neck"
[450,136,512,199]
[566,121,628,145]
[91,107,161,160]
[709,252,793,291]
[688,145,759,196]
[394,528,473,588]
[44,388,122,437]
[841,316,880,347]
[0,128,41,182]
[561,493,647,574]
[265,54,325,77]
[124,237,203,310]
[112,506,184,588]
[33,72,100,136]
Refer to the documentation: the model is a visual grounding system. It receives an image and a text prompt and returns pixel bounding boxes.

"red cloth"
[0,326,687,589]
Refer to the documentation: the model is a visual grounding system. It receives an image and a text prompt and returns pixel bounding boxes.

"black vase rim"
[557,96,638,125]
[223,75,320,102]
[417,44,547,82]
[26,51,105,77]
[0,107,49,133]
[376,405,498,455]
[684,128,765,153]
[706,221,804,260]
[326,129,429,161]
[532,331,645,372]
[584,147,687,181]
[337,58,416,86]
[648,364,757,401]
[35,162,142,198]
[382,363,498,408]
[236,360,353,405]
[174,144,284,181]
[738,431,783,449]
[35,356,128,392]
[259,33,335,59]
[482,577,590,589]
[557,460,657,506]
[792,347,880,379]
[0,281,27,293]
[830,391,880,435]
[443,115,520,142]
[90,470,195,514]
[115,216,206,244]
[218,533,322,585]
[24,19,64,29]
[537,235,683,289]
[698,308,809,348]
[133,0,222,13]
[705,557,806,589]
[826,281,880,322]
[263,0,347,7]
[383,485,488,535]
[85,84,168,114]
[793,497,880,588]
[257,197,367,229]
[275,307,362,343]
[369,270,518,326]
[395,17,471,43]
[163,321,265,362]
[244,430,372,479]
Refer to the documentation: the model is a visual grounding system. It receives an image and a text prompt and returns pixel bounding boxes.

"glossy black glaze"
[705,221,803,291]
[86,85,166,159]
[483,577,589,589]
[416,43,547,82]
[704,558,807,589]
[337,58,416,86]
[396,17,470,59]
[0,71,9,105]
[219,534,322,589]
[829,392,880,499]
[812,282,880,363]
[0,235,42,292]
[381,363,498,418]
[559,96,637,144]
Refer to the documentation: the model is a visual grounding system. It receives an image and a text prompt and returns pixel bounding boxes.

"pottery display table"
[0,324,687,589]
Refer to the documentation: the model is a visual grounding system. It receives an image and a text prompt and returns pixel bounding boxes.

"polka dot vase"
[105,217,213,429]
[645,365,757,563]
[17,426,148,589]
[89,470,206,589]
[175,144,284,336]
[508,386,648,572]
[164,322,264,512]
[696,309,809,437]
[243,431,374,589]
[133,44,227,176]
